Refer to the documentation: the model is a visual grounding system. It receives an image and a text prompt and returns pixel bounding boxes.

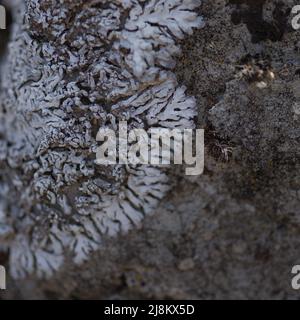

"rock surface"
[1,0,300,299]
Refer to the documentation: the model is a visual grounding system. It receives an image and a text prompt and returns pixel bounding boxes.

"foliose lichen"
[0,0,203,278]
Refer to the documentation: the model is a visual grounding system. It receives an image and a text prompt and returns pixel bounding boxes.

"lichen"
[0,0,203,278]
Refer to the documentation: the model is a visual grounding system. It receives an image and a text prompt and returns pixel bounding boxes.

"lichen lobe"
[0,0,203,278]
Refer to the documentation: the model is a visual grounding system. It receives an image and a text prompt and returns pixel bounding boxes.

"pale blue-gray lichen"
[0,0,203,278]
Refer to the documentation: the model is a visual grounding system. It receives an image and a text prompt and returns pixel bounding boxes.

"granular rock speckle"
[1,0,300,300]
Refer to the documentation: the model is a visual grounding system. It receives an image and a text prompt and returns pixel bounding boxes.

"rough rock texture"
[1,0,300,299]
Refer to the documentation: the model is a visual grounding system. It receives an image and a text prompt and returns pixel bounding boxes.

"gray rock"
[1,0,300,299]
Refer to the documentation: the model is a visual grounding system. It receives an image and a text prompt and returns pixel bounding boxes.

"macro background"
[1,0,300,300]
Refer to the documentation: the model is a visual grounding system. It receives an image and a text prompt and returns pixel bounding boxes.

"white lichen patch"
[0,0,203,278]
